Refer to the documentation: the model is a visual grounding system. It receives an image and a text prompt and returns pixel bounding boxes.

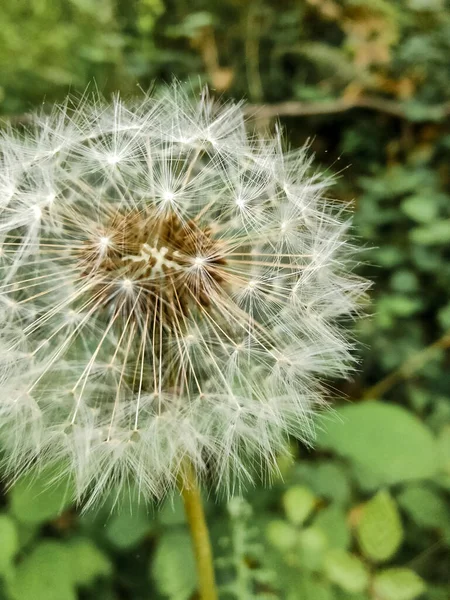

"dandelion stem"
[179,463,218,600]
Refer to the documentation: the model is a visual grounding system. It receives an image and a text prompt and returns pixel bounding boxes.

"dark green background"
[0,1,449,599]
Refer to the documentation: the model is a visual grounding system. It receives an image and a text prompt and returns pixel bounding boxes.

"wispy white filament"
[0,85,368,506]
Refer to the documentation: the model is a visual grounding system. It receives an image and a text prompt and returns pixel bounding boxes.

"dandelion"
[0,84,367,598]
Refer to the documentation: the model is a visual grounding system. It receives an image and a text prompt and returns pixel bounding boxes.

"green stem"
[179,463,218,600]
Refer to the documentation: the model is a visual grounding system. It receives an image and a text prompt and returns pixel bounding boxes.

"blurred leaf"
[437,426,450,475]
[356,491,403,562]
[407,387,432,413]
[373,247,405,268]
[316,403,438,488]
[438,304,450,330]
[151,530,197,600]
[0,515,18,575]
[401,195,439,223]
[67,537,113,586]
[390,270,419,293]
[276,447,297,479]
[314,506,351,550]
[426,585,450,600]
[297,462,351,506]
[159,495,186,526]
[8,541,75,600]
[410,221,450,245]
[298,526,329,571]
[265,519,297,551]
[9,465,74,525]
[407,0,444,10]
[373,568,426,600]
[15,522,39,550]
[138,0,165,34]
[288,574,334,600]
[376,295,423,320]
[105,503,153,550]
[296,42,357,83]
[397,484,449,530]
[283,486,316,525]
[323,549,369,593]
[166,12,214,39]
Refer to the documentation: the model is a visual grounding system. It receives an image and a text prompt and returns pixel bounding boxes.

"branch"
[362,329,450,400]
[4,96,450,127]
[245,96,450,121]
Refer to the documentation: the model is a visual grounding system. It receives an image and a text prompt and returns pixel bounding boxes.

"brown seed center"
[79,209,226,324]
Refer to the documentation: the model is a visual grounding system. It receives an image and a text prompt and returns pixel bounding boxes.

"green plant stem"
[179,463,218,600]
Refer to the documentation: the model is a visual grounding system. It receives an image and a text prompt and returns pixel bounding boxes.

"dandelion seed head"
[0,84,368,506]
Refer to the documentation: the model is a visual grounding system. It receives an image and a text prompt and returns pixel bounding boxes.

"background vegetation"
[0,0,449,598]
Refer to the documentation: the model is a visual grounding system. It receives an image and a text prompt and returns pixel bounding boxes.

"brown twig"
[362,329,450,400]
[245,96,450,121]
[4,96,450,127]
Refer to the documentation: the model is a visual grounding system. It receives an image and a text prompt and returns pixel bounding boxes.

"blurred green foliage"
[0,0,449,598]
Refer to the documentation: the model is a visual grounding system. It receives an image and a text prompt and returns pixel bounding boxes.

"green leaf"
[373,246,405,268]
[0,514,19,575]
[300,462,351,506]
[397,484,449,529]
[9,465,74,525]
[334,592,370,600]
[401,195,439,223]
[314,506,351,550]
[8,541,76,600]
[15,522,39,550]
[410,221,450,245]
[265,519,297,551]
[159,495,186,526]
[373,568,426,600]
[437,426,450,475]
[151,530,197,600]
[438,304,450,330]
[298,526,329,571]
[426,585,450,600]
[288,574,334,600]
[323,549,369,593]
[283,486,316,525]
[377,295,423,318]
[390,270,419,293]
[66,538,112,587]
[407,387,432,413]
[357,491,403,562]
[168,11,215,38]
[407,0,444,11]
[105,503,153,550]
[276,446,297,479]
[316,402,438,488]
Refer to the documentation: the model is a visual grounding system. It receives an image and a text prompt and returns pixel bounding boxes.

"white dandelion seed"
[0,84,368,507]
